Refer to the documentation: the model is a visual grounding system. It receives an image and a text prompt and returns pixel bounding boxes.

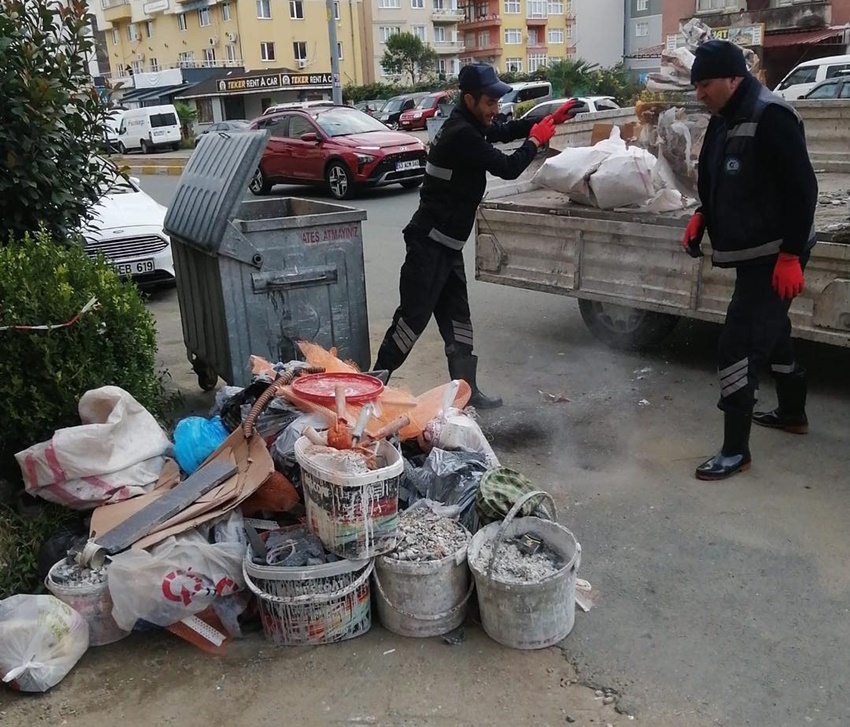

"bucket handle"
[242,559,374,606]
[372,567,475,622]
[486,489,558,581]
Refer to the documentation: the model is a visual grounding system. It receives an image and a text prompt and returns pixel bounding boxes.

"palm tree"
[546,58,599,97]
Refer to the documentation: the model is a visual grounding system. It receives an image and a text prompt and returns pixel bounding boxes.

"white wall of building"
[573,0,624,68]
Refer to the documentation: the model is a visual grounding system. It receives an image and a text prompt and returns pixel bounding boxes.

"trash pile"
[1,341,588,692]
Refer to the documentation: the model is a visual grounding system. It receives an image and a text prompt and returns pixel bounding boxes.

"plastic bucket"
[46,561,130,647]
[468,491,581,650]
[296,437,403,559]
[373,534,473,638]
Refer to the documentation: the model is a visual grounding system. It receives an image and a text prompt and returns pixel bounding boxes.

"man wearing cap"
[373,63,577,408]
[682,40,818,480]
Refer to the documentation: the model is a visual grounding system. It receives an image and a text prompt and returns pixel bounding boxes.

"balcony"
[465,43,502,56]
[458,13,502,30]
[432,40,465,54]
[689,1,831,33]
[102,0,131,22]
[526,16,548,26]
[432,8,465,22]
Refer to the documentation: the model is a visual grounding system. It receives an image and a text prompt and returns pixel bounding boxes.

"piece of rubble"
[473,539,563,584]
[388,507,470,562]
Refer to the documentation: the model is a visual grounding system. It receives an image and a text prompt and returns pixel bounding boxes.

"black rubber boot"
[695,412,753,481]
[447,354,503,409]
[753,368,808,434]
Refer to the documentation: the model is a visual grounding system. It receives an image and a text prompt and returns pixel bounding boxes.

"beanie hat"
[690,40,748,84]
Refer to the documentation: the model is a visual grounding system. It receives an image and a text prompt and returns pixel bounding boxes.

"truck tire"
[578,299,678,351]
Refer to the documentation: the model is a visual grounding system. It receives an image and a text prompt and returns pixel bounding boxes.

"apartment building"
[662,0,850,87]
[624,0,663,79]
[456,0,575,74]
[361,0,467,83]
[93,0,367,117]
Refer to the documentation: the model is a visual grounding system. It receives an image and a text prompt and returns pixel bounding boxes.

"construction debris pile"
[1,341,586,693]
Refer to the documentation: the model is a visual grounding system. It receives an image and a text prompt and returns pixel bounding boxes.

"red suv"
[248,106,427,200]
[399,91,454,131]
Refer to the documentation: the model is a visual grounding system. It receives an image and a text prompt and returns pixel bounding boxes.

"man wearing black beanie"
[681,40,818,481]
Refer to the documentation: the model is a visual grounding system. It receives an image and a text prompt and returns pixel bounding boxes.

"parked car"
[377,92,430,129]
[115,104,182,154]
[520,96,622,122]
[800,73,850,100]
[84,166,174,285]
[262,100,336,115]
[194,119,250,146]
[774,54,850,100]
[247,105,428,200]
[399,91,455,131]
[354,99,386,116]
[497,81,552,121]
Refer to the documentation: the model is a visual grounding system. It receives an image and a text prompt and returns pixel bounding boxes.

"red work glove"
[551,99,580,124]
[681,211,705,258]
[529,115,556,146]
[773,252,804,300]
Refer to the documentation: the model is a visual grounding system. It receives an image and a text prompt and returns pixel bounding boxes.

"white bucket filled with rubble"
[373,504,472,638]
[468,490,581,650]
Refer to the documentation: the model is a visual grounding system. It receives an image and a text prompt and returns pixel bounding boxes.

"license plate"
[114,259,155,276]
[153,130,167,136]
[396,160,421,172]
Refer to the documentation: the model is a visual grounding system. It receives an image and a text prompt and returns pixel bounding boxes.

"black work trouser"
[717,254,808,416]
[375,229,473,372]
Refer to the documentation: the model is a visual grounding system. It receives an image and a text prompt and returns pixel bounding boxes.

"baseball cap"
[458,63,512,98]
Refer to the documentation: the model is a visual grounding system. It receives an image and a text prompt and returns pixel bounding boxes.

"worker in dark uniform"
[682,40,818,481]
[373,63,577,408]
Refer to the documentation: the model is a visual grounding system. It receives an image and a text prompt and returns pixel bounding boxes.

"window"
[150,57,159,71]
[334,1,340,19]
[527,0,546,18]
[696,0,737,10]
[636,0,648,9]
[197,98,213,123]
[222,1,232,20]
[412,25,427,41]
[840,83,850,99]
[257,0,271,18]
[203,47,215,64]
[145,21,153,38]
[260,41,275,61]
[505,28,521,44]
[528,28,539,45]
[478,30,490,47]
[465,32,474,47]
[778,65,817,90]
[177,13,187,31]
[379,0,400,7]
[526,54,547,72]
[596,98,619,111]
[566,23,574,39]
[379,26,401,42]
[505,57,522,73]
[337,41,343,59]
[826,64,850,79]
[127,23,139,41]
[547,0,563,13]
[806,81,837,99]
[290,0,303,18]
[151,111,177,127]
[433,26,446,41]
[131,60,143,74]
[198,8,210,26]
[503,0,519,13]
[548,28,563,44]
[226,43,238,62]
[178,50,195,66]
[412,0,424,6]
[111,28,118,45]
[293,41,307,61]
[288,116,316,138]
[635,21,649,37]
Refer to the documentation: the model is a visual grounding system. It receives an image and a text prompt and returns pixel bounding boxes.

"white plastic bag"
[16,386,172,509]
[0,595,89,693]
[107,529,246,630]
[590,147,658,210]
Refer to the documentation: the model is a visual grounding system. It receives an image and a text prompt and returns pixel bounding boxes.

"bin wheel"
[578,299,678,351]
[326,161,354,200]
[249,166,272,196]
[400,178,422,190]
[192,359,218,391]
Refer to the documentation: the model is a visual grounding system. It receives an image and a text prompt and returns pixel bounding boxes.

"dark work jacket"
[407,104,537,250]
[698,74,817,268]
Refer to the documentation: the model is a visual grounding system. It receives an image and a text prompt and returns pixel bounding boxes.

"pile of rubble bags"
[2,342,590,692]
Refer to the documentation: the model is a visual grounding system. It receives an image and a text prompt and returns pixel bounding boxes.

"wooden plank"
[94,461,237,554]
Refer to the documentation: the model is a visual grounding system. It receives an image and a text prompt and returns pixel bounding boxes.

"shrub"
[513,100,537,119]
[0,230,171,485]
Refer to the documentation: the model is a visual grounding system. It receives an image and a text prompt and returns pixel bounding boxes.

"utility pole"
[326,0,343,104]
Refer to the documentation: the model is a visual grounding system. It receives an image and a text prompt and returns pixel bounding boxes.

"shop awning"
[763,27,845,49]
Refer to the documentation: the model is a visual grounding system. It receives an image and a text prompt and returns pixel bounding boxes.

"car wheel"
[116,141,126,154]
[326,160,353,200]
[400,178,422,190]
[140,139,149,154]
[249,166,272,196]
[389,121,399,130]
[578,299,678,351]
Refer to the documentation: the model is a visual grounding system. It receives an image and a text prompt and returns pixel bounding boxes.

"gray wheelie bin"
[163,129,370,389]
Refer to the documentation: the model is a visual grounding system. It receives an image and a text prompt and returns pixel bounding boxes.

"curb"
[126,165,186,176]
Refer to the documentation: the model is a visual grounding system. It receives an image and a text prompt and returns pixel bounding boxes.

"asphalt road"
[139,174,850,727]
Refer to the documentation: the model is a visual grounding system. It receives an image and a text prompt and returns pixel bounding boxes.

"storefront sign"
[666,23,765,52]
[143,0,169,13]
[217,74,281,92]
[280,73,333,87]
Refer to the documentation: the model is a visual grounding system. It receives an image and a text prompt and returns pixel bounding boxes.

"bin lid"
[163,129,270,255]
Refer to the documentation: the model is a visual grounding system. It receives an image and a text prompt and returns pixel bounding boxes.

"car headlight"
[355,153,376,164]
[413,112,422,118]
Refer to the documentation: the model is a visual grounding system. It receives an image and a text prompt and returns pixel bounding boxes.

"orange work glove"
[773,252,804,300]
[681,211,705,258]
[529,115,556,146]
[551,99,580,124]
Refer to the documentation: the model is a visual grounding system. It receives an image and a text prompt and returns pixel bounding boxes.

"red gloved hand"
[529,115,556,146]
[681,211,705,258]
[552,99,580,124]
[773,252,804,300]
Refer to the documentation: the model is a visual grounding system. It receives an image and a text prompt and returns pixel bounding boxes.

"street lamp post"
[326,0,343,104]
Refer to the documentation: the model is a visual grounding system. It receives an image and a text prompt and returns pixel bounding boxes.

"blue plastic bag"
[173,416,229,475]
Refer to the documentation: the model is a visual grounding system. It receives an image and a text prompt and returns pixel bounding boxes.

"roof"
[625,43,664,59]
[763,27,846,49]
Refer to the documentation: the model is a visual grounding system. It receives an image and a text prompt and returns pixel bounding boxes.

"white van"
[117,104,182,153]
[774,54,850,100]
[497,81,553,120]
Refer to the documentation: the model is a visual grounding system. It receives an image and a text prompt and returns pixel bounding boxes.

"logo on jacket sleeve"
[724,156,741,175]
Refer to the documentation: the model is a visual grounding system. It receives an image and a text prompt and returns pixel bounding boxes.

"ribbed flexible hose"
[242,366,325,438]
